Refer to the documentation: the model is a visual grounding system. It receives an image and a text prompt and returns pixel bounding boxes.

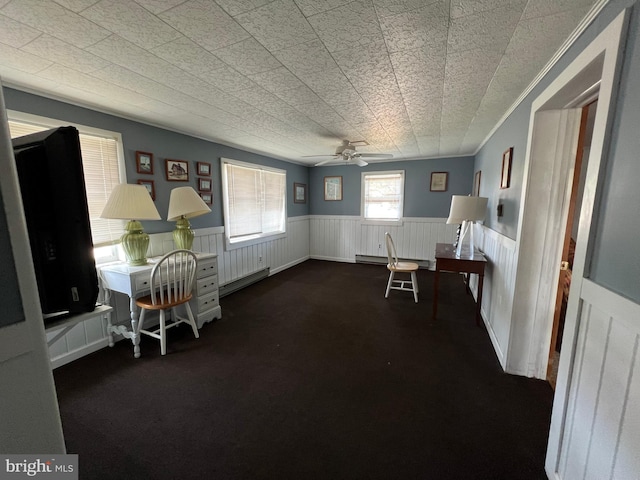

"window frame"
[7,110,127,264]
[361,170,405,225]
[220,157,287,250]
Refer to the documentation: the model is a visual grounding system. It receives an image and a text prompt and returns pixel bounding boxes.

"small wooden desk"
[433,243,487,326]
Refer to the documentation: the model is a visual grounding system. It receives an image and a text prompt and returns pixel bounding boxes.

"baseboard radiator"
[355,255,430,269]
[219,267,270,298]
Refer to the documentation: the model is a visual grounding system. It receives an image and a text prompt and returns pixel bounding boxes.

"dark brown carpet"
[53,259,553,479]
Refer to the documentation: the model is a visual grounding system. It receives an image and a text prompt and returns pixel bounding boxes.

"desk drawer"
[197,259,217,279]
[134,274,151,291]
[197,275,218,296]
[198,292,219,312]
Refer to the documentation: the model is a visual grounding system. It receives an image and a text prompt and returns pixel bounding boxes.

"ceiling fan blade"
[353,158,368,167]
[357,153,394,158]
[314,158,337,166]
[303,154,340,158]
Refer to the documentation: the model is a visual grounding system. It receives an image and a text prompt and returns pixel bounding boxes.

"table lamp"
[167,186,211,250]
[446,195,488,257]
[100,184,161,265]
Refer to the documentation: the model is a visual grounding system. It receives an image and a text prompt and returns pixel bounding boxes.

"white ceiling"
[0,0,602,165]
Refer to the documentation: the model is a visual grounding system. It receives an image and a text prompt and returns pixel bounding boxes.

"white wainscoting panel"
[48,216,310,367]
[468,225,517,371]
[552,279,640,480]
[310,216,457,266]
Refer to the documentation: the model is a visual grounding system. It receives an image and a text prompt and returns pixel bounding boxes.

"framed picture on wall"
[137,179,155,200]
[473,171,482,196]
[324,176,342,201]
[166,159,189,181]
[198,177,212,192]
[430,172,448,192]
[200,192,212,205]
[294,183,307,203]
[501,147,513,189]
[136,151,153,174]
[197,162,211,176]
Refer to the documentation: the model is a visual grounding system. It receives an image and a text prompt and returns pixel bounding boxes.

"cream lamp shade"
[167,186,211,250]
[446,195,488,257]
[100,184,161,265]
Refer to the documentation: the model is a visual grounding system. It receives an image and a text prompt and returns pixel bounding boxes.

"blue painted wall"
[3,88,309,234]
[476,0,640,302]
[309,157,475,218]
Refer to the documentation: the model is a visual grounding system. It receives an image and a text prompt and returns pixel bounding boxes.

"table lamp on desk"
[100,183,161,266]
[167,186,211,250]
[446,195,488,258]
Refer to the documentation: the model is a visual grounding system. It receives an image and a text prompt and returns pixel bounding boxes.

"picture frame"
[430,172,448,192]
[324,176,342,201]
[501,147,513,189]
[137,179,155,200]
[197,161,211,176]
[294,182,307,204]
[136,151,153,174]
[473,171,482,196]
[200,192,212,205]
[198,177,212,192]
[166,159,189,181]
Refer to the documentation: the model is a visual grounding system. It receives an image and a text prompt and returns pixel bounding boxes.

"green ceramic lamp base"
[173,216,194,250]
[121,220,150,266]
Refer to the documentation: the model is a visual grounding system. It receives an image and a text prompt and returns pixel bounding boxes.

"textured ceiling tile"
[134,0,195,15]
[51,0,101,12]
[81,0,181,49]
[196,65,257,93]
[21,35,111,73]
[40,63,152,104]
[0,13,42,47]
[447,4,523,54]
[234,0,317,51]
[450,0,526,19]
[522,0,595,20]
[373,0,439,18]
[274,84,322,107]
[379,0,448,53]
[444,47,502,85]
[293,0,352,17]
[2,0,111,48]
[272,39,337,77]
[307,0,384,53]
[151,36,226,76]
[0,41,53,72]
[159,0,249,52]
[214,37,282,75]
[415,135,441,157]
[247,67,304,95]
[86,34,183,81]
[214,0,272,16]
[0,65,62,92]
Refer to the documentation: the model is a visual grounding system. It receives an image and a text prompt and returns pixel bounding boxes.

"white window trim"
[361,170,405,224]
[8,110,127,264]
[220,157,287,251]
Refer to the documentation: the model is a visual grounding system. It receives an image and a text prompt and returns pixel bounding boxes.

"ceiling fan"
[304,140,393,167]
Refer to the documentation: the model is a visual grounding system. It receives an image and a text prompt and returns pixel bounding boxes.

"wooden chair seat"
[136,292,192,310]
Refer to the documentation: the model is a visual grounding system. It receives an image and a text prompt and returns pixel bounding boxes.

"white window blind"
[221,159,286,245]
[8,119,125,247]
[362,171,405,220]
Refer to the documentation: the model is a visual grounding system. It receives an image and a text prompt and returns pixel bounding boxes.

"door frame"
[502,9,629,476]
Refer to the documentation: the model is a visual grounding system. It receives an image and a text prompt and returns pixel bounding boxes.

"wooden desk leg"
[433,269,439,319]
[476,273,484,327]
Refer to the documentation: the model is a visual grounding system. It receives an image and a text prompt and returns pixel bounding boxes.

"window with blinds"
[221,158,286,246]
[8,116,125,248]
[362,171,405,220]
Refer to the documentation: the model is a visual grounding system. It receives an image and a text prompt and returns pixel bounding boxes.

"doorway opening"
[546,99,597,389]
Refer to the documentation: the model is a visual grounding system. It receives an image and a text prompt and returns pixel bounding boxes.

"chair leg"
[159,310,167,356]
[385,271,394,298]
[184,303,200,339]
[411,271,419,303]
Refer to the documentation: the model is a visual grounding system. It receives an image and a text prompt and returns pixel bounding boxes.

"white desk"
[98,253,221,358]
